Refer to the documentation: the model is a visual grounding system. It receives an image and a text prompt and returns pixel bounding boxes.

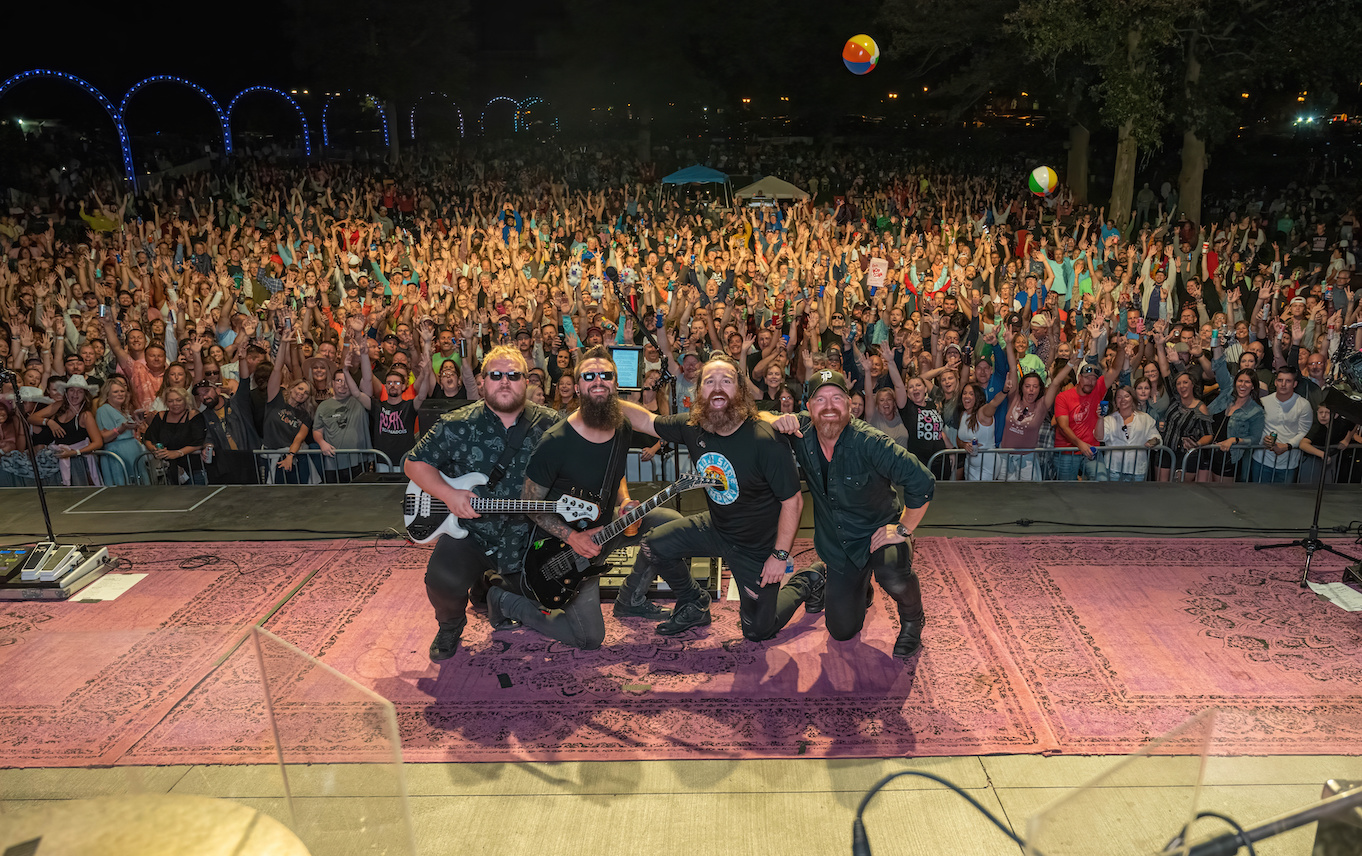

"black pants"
[804,540,922,642]
[494,507,683,650]
[424,534,500,634]
[642,511,820,642]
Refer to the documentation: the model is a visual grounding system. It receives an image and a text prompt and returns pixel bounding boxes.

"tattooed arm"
[523,478,603,558]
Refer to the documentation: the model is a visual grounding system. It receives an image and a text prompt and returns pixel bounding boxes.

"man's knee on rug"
[826,615,865,642]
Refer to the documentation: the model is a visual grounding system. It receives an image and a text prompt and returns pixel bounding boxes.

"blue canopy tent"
[659,164,733,208]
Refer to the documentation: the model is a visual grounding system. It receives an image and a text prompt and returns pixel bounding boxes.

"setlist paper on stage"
[77,573,148,602]
[1307,580,1362,612]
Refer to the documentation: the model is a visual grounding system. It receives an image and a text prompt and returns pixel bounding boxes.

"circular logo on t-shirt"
[695,452,739,505]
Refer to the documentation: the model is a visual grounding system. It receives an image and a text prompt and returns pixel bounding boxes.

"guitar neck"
[594,484,681,545]
[469,499,562,513]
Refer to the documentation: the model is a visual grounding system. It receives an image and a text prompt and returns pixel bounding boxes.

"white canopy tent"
[733,176,809,202]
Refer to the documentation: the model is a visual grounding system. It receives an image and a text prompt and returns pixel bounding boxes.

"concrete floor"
[0,482,1359,855]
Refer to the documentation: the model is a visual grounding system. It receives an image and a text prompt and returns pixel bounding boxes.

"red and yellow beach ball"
[843,34,880,75]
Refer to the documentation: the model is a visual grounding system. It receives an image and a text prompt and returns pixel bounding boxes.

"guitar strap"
[485,411,533,490]
[596,429,627,522]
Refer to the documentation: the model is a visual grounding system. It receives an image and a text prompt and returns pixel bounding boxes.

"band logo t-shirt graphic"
[915,408,942,441]
[696,451,739,505]
[378,407,408,435]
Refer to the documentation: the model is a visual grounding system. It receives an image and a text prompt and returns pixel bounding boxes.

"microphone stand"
[605,267,682,491]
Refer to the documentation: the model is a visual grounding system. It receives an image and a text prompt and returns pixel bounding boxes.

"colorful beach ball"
[1029,166,1058,196]
[843,34,880,75]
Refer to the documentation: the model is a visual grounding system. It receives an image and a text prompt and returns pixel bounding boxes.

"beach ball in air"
[843,35,880,75]
[1029,166,1058,196]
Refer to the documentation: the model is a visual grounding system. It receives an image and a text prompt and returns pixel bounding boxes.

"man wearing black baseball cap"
[763,369,936,660]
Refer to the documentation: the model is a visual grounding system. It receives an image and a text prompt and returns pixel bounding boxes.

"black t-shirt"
[263,392,310,449]
[144,411,207,452]
[653,414,800,556]
[372,391,419,463]
[525,422,627,528]
[898,398,947,466]
[1304,416,1355,450]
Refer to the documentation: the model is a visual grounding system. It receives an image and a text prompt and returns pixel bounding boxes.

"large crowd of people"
[3,141,1361,489]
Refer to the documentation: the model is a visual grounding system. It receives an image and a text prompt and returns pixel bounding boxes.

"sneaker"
[655,592,711,636]
[614,597,673,619]
[801,569,826,614]
[429,627,462,661]
[486,588,520,631]
[892,617,925,660]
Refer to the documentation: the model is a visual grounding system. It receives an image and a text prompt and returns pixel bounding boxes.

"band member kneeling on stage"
[620,355,821,642]
[765,369,935,660]
[404,345,559,661]
[490,347,682,648]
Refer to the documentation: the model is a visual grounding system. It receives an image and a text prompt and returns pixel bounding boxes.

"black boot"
[893,613,924,660]
[429,622,463,661]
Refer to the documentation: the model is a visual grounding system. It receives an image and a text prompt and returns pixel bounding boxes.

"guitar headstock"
[678,470,727,492]
[558,495,600,522]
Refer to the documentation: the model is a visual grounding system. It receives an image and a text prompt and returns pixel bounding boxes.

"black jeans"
[494,506,684,650]
[642,511,819,642]
[805,540,922,641]
[424,534,500,634]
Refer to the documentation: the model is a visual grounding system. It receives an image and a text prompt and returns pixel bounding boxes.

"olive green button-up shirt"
[785,413,935,574]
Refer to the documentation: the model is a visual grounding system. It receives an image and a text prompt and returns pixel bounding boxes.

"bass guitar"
[518,471,723,608]
[403,471,599,544]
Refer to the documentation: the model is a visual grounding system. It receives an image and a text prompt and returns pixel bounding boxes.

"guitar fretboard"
[422,498,562,514]
[593,484,685,545]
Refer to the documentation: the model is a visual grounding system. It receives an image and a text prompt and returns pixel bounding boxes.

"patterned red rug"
[0,542,339,767]
[949,538,1362,755]
[3,537,1358,768]
[124,538,1046,764]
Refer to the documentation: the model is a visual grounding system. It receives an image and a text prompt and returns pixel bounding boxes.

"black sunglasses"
[579,371,615,381]
[486,370,525,382]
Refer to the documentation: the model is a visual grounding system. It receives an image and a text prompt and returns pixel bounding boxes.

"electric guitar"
[518,471,723,608]
[403,471,599,544]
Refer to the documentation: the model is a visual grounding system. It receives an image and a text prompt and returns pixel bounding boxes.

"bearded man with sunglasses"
[404,345,560,661]
[488,346,685,650]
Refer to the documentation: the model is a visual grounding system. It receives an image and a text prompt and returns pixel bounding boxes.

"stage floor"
[1,482,1359,856]
[0,480,1357,545]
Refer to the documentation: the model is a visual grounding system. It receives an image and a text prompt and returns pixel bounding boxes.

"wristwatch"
[895,523,912,539]
[771,548,790,562]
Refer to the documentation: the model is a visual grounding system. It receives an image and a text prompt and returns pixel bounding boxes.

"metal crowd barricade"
[131,448,211,485]
[85,450,131,485]
[927,444,1178,482]
[1177,442,1350,484]
[251,448,396,485]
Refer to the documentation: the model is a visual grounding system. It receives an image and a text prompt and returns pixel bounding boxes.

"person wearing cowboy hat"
[46,375,104,485]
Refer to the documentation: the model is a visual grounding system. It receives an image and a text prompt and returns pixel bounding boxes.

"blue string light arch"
[515,97,558,133]
[227,86,311,156]
[0,69,135,187]
[323,92,391,148]
[480,96,521,136]
[120,75,232,155]
[409,92,463,140]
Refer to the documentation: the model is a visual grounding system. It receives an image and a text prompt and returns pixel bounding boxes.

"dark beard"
[814,411,849,441]
[579,390,623,430]
[695,394,743,434]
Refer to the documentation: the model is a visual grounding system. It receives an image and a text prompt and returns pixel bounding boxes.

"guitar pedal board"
[0,543,112,600]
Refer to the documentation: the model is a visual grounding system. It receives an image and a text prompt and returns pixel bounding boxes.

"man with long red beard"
[766,370,935,660]
[619,356,819,641]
